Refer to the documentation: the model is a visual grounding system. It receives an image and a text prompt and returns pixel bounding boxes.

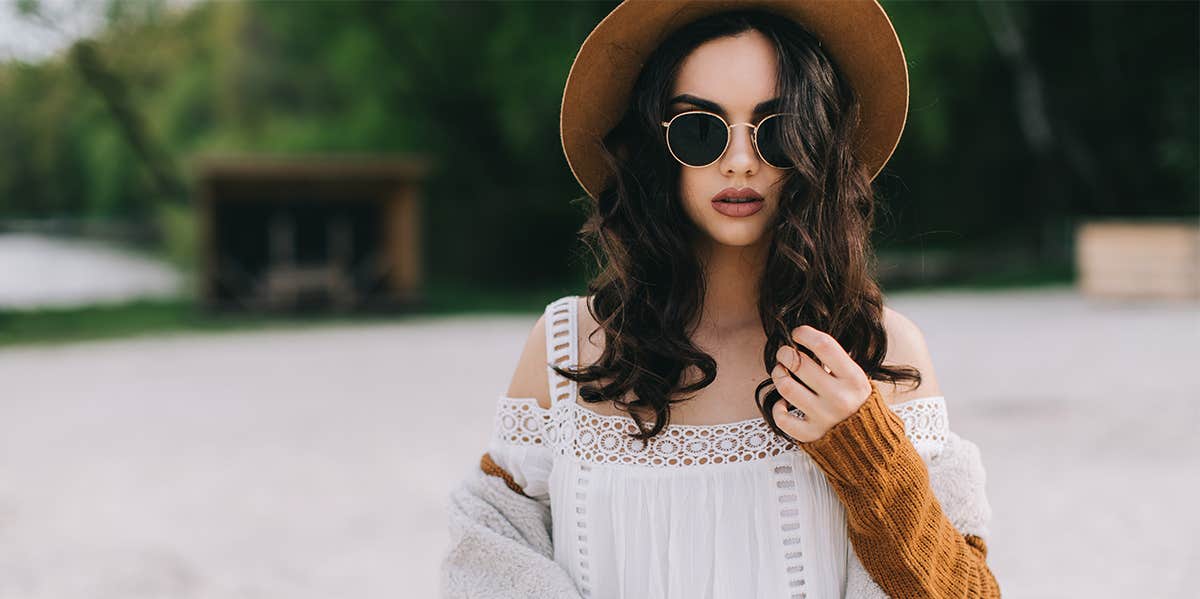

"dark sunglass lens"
[756,114,795,168]
[667,113,727,166]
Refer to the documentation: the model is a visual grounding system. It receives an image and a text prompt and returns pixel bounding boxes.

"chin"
[703,226,770,248]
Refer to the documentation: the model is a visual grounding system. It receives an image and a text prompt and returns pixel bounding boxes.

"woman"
[442,2,1000,597]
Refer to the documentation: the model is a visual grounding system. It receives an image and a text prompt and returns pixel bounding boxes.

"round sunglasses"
[659,110,799,169]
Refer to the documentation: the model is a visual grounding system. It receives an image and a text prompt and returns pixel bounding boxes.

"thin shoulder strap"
[543,295,579,408]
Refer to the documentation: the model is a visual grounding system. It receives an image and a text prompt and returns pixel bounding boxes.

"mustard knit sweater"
[481,384,1001,598]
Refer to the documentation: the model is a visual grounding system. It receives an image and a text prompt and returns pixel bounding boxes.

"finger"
[775,344,835,396]
[773,360,837,426]
[791,325,859,380]
[770,362,817,411]
[774,343,801,372]
[772,397,816,443]
[770,390,806,420]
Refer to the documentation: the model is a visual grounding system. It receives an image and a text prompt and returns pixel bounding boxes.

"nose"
[720,122,758,176]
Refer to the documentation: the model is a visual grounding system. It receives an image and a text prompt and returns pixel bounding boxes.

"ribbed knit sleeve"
[798,383,1002,598]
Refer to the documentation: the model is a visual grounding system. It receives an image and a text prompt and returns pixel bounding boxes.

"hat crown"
[560,0,909,200]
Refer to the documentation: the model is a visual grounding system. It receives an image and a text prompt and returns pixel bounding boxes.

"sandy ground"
[0,233,184,310]
[0,285,1196,598]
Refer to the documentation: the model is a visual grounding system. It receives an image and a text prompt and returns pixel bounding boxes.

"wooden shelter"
[194,154,431,312]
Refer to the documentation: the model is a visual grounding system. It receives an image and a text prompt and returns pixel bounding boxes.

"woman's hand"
[770,325,876,443]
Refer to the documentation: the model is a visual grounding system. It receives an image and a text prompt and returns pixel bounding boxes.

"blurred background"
[0,0,1196,597]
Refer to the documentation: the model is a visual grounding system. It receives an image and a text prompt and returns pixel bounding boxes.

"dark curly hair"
[552,8,921,445]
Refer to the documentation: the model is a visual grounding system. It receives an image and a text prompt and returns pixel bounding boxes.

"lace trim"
[564,397,948,467]
[574,460,594,598]
[773,462,809,597]
[889,395,949,456]
[545,296,578,408]
[496,390,949,467]
[544,296,592,598]
[491,395,553,447]
[569,403,799,466]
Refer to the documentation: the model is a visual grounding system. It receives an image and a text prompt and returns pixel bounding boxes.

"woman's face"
[669,30,788,251]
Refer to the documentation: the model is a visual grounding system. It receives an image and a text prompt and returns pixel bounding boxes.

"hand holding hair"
[770,324,877,443]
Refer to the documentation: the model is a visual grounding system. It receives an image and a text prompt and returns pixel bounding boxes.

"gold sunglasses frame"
[659,110,799,169]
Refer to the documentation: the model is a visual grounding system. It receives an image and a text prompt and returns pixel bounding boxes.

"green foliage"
[0,0,1195,289]
[154,200,196,273]
[0,281,576,348]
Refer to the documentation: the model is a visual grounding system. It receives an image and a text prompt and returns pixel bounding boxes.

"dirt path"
[0,286,1195,597]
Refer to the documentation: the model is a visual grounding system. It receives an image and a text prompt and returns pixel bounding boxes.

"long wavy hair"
[553,9,921,445]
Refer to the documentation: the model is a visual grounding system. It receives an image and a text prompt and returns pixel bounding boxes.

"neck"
[691,235,769,335]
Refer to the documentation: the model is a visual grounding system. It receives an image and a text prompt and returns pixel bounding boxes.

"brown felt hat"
[560,0,909,201]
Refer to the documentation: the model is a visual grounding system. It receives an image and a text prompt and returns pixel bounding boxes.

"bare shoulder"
[505,311,553,410]
[577,294,599,338]
[576,294,606,363]
[878,305,944,405]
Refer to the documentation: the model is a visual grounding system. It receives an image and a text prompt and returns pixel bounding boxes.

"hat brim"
[560,0,909,200]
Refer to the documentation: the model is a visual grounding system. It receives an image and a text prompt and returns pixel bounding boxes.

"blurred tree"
[0,0,1194,288]
[70,39,187,207]
[977,0,1072,263]
[10,0,187,218]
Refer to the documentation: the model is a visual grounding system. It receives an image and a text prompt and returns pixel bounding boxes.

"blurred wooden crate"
[1075,218,1200,300]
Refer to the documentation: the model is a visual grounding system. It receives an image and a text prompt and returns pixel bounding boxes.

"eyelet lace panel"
[568,404,799,467]
[543,296,579,457]
[557,396,949,468]
[543,296,592,598]
[773,462,809,597]
[491,395,552,447]
[574,460,594,598]
[545,296,579,409]
[889,395,949,457]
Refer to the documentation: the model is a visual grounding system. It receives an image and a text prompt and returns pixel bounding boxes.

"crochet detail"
[574,461,594,599]
[545,297,578,409]
[492,396,552,447]
[543,296,592,598]
[888,395,949,457]
[773,462,808,597]
[569,405,798,466]
[495,391,949,469]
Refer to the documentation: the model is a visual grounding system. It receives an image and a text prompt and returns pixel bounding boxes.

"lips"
[712,187,764,202]
[711,187,764,217]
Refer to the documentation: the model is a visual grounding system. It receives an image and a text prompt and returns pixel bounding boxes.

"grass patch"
[0,282,577,348]
[0,267,1075,349]
[898,260,1075,293]
[0,297,261,347]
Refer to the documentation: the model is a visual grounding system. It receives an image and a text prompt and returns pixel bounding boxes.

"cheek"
[763,175,787,213]
[676,173,695,215]
[678,170,713,216]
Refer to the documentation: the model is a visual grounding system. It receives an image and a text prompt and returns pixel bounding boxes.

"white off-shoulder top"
[487,295,950,599]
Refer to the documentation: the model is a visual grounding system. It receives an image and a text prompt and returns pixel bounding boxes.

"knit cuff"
[798,381,914,486]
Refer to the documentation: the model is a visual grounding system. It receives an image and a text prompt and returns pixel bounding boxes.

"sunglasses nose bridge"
[725,122,761,161]
[728,122,757,135]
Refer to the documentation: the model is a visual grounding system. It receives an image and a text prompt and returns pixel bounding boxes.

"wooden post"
[387,182,423,301]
